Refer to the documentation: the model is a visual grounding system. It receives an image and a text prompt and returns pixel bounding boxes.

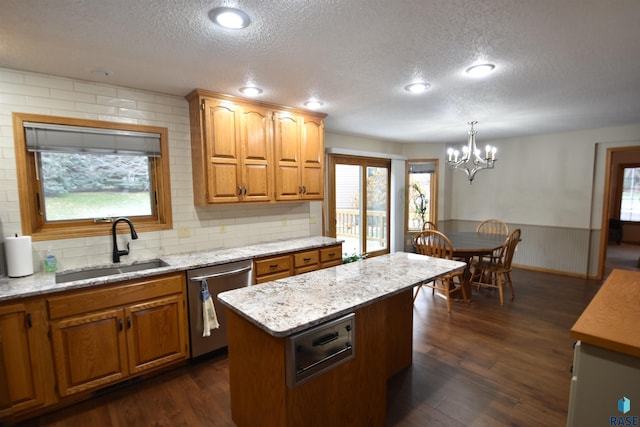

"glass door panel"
[366,166,388,252]
[335,164,362,256]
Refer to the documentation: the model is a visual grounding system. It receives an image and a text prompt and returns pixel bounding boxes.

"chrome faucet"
[112,217,138,263]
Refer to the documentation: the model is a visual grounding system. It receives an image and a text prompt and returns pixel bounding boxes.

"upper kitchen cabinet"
[273,113,324,201]
[186,89,326,205]
[187,93,272,204]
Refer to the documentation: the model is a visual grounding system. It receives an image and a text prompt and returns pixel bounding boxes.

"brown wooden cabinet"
[186,89,326,205]
[254,243,342,284]
[254,254,293,284]
[293,249,319,275]
[273,113,324,201]
[48,273,188,397]
[192,97,272,204]
[0,301,50,416]
[319,245,342,269]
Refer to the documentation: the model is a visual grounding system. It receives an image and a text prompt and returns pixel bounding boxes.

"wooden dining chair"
[470,228,521,305]
[413,230,467,312]
[476,219,509,236]
[476,219,509,264]
[421,221,437,231]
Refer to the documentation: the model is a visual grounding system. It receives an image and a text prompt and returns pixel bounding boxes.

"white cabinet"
[567,341,640,427]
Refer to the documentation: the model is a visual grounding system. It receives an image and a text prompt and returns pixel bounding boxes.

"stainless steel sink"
[55,259,169,284]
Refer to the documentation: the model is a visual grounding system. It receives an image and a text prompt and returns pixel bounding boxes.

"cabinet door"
[300,116,324,200]
[273,113,303,200]
[239,106,272,201]
[203,99,242,203]
[0,303,45,414]
[125,295,188,375]
[51,308,128,397]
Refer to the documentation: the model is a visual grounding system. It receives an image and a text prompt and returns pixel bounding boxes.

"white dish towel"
[201,278,219,337]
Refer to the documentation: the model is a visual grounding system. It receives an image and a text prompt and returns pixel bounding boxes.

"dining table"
[442,231,507,301]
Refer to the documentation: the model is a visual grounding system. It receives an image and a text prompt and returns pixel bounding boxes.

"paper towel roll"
[5,235,34,278]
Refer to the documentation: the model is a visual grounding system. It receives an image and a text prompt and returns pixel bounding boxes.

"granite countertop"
[0,236,342,302]
[218,252,466,337]
[570,268,640,358]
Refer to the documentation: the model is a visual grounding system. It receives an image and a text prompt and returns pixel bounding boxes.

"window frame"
[405,159,438,233]
[615,162,640,223]
[13,112,173,241]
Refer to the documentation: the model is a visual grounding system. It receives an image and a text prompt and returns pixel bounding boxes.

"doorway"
[328,155,391,258]
[599,146,640,278]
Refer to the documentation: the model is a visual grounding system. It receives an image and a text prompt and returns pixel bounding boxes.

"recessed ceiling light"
[465,63,496,77]
[239,86,263,96]
[304,100,324,109]
[209,7,251,29]
[405,82,430,94]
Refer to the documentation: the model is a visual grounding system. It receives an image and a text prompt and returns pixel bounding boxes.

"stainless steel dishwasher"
[186,260,253,358]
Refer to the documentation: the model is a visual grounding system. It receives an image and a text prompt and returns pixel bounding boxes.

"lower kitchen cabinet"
[0,299,53,418]
[48,272,189,397]
[253,243,342,284]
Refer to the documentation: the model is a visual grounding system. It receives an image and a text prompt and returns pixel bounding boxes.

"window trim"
[13,112,173,241]
[405,158,438,233]
[615,162,640,222]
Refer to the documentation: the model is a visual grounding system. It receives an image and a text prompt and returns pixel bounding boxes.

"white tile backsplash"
[0,67,320,272]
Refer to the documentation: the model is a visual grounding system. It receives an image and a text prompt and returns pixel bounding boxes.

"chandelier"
[446,121,497,183]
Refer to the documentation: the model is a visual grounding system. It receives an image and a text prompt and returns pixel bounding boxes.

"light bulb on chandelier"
[446,121,497,183]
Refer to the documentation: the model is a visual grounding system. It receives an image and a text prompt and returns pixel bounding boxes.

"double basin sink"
[55,259,169,284]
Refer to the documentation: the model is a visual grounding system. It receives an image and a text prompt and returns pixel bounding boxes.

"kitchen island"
[218,252,465,427]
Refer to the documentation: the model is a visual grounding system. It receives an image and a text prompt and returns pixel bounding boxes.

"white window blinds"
[24,122,161,157]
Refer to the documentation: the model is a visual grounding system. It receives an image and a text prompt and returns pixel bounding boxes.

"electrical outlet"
[282,217,287,226]
[177,226,191,238]
[309,215,317,224]
[219,224,227,233]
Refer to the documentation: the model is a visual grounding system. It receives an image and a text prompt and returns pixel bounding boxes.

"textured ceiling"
[1,0,639,144]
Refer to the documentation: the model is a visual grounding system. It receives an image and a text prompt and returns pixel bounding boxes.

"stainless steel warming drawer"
[285,313,355,388]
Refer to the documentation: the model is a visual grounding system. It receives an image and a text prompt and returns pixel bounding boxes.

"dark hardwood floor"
[17,268,602,427]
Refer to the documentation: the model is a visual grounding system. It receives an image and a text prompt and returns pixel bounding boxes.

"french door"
[328,155,390,258]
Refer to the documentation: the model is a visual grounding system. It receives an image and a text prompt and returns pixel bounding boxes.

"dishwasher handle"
[189,265,252,282]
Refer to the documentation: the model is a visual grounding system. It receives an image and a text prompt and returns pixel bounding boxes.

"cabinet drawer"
[254,255,292,278]
[48,272,185,320]
[320,245,342,265]
[294,250,319,268]
[255,271,292,284]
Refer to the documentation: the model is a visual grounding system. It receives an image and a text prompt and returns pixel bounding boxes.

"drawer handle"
[328,252,336,258]
[303,257,312,262]
[269,264,279,269]
[312,332,339,347]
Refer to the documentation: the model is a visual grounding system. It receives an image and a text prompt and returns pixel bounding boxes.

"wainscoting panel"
[436,220,593,277]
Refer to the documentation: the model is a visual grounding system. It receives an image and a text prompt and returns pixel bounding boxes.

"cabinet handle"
[302,186,307,194]
[243,185,247,195]
[238,185,243,196]
[118,319,123,331]
[298,186,302,194]
[25,313,32,328]
[127,316,131,329]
